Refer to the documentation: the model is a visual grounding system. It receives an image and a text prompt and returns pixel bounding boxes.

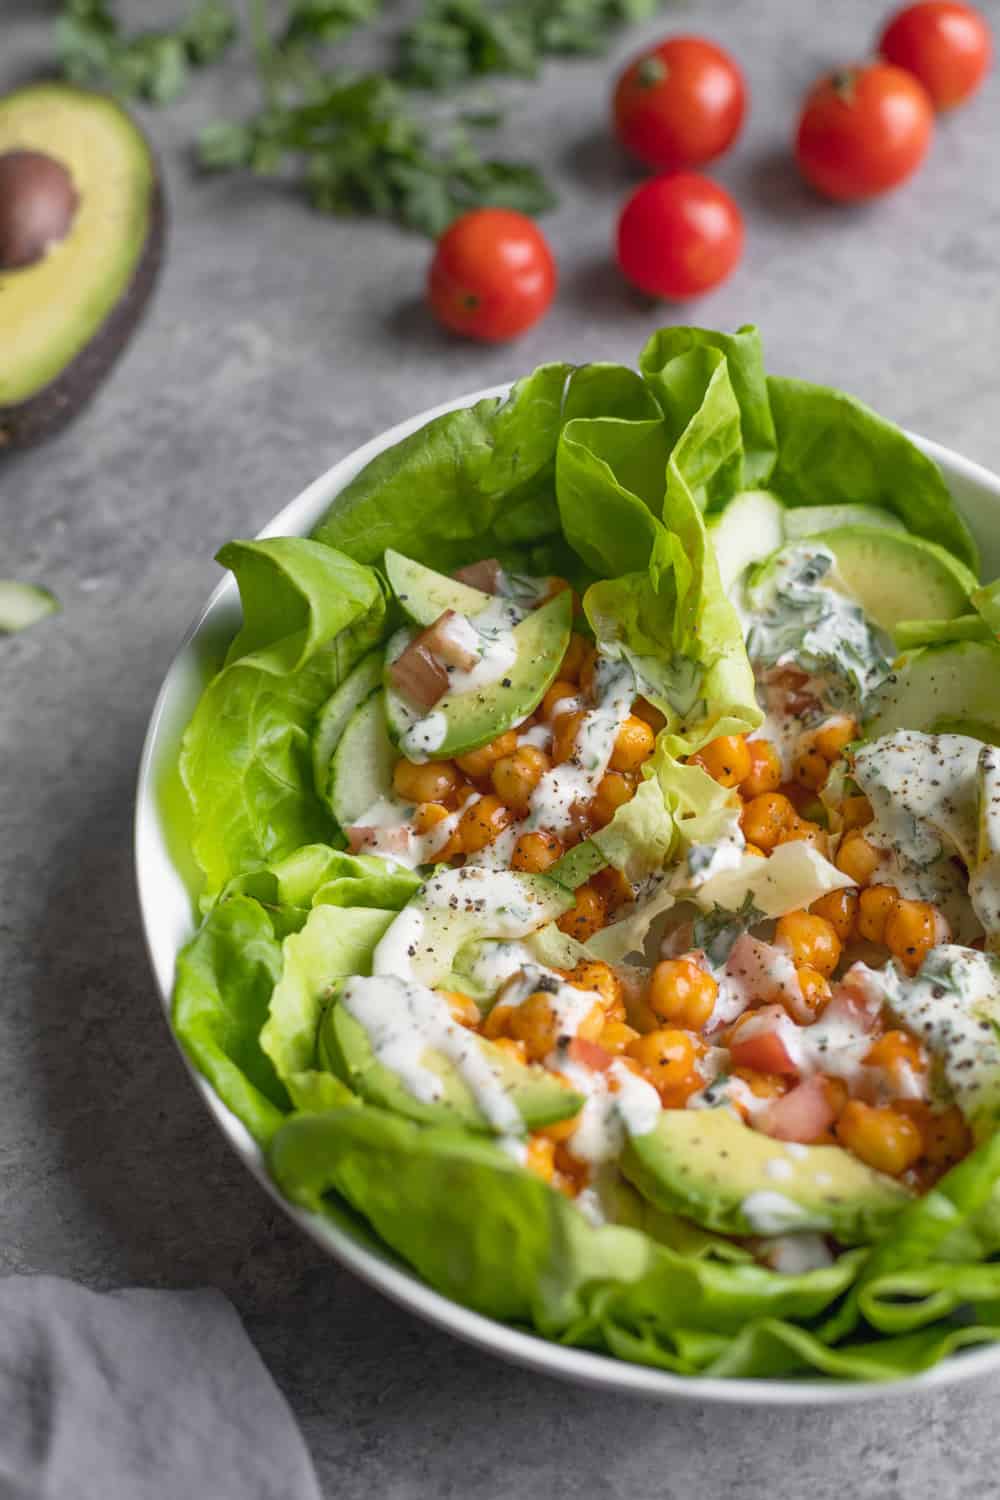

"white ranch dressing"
[551,1055,661,1164]
[740,1190,813,1235]
[525,658,636,836]
[348,792,472,870]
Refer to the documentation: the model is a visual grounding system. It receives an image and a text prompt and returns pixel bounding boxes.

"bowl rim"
[135,381,1000,1406]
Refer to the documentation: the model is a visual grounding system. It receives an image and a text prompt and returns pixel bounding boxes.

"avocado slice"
[385,549,494,626]
[385,590,572,760]
[708,490,785,596]
[320,993,583,1134]
[328,689,396,829]
[783,503,908,540]
[753,528,975,638]
[620,1107,911,1244]
[314,649,384,804]
[864,641,1000,742]
[0,85,164,449]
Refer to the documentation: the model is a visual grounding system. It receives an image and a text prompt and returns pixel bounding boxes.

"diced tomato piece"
[760,1075,836,1143]
[728,1005,800,1076]
[453,558,502,593]
[567,1037,613,1072]
[346,825,411,857]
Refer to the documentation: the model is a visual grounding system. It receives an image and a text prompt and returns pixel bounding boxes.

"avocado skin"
[0,94,165,452]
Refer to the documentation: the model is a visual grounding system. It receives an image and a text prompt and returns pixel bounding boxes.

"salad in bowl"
[167,324,1000,1383]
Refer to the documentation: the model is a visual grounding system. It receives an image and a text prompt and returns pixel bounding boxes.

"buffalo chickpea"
[489,1035,527,1063]
[741,738,783,798]
[812,714,858,762]
[560,634,590,683]
[457,794,511,853]
[810,888,859,943]
[795,965,832,1018]
[591,769,636,828]
[591,865,635,913]
[649,957,718,1031]
[538,1106,583,1145]
[865,1029,927,1084]
[777,816,826,851]
[524,1134,556,1182]
[775,910,841,977]
[393,757,462,804]
[857,884,900,944]
[744,843,767,859]
[412,801,450,834]
[836,1101,923,1176]
[439,990,481,1028]
[792,740,830,792]
[627,1028,704,1105]
[506,991,603,1062]
[491,744,549,813]
[840,795,874,831]
[552,710,585,766]
[632,696,667,734]
[922,1105,972,1167]
[511,829,563,873]
[741,791,796,852]
[835,829,883,886]
[884,899,945,974]
[732,1067,789,1101]
[556,884,607,942]
[541,679,580,722]
[570,960,624,1017]
[599,1019,640,1054]
[610,715,656,773]
[456,731,518,781]
[691,734,752,788]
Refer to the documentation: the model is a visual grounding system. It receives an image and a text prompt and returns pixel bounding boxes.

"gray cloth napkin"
[0,1277,322,1500]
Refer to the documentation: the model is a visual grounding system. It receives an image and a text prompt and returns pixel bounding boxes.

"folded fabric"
[0,1277,321,1500]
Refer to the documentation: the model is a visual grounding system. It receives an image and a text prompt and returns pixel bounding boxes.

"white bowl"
[135,385,1000,1405]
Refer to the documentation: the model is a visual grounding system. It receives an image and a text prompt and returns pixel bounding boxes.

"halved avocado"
[0,84,164,449]
[321,999,583,1134]
[620,1107,911,1244]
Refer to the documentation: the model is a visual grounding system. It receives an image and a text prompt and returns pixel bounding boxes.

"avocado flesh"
[620,1107,911,1244]
[385,549,493,626]
[322,1002,584,1133]
[0,84,163,448]
[864,641,1000,742]
[385,589,572,759]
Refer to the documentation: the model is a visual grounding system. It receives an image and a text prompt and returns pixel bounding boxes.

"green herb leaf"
[693,891,766,968]
[56,0,237,103]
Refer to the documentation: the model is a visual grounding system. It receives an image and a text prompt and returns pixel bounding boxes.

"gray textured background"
[4,1,1000,1494]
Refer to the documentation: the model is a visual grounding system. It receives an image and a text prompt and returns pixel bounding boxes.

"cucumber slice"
[385,549,491,627]
[783,504,907,540]
[707,490,785,596]
[313,649,384,803]
[864,641,1000,741]
[894,615,991,651]
[328,690,396,829]
[0,580,58,635]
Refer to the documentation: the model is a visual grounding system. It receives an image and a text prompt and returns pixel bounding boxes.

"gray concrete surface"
[4,1,1000,1494]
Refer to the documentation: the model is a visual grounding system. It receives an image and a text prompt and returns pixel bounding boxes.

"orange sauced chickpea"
[794,965,832,1018]
[812,714,858,762]
[524,1134,556,1182]
[920,1105,972,1167]
[559,633,590,683]
[504,990,604,1062]
[835,828,883,886]
[456,731,519,782]
[691,734,752,788]
[836,1100,923,1176]
[552,710,586,767]
[537,1107,583,1145]
[648,957,718,1031]
[744,843,767,859]
[439,990,481,1028]
[590,865,635,914]
[511,829,563,873]
[599,1019,640,1054]
[740,791,797,852]
[775,910,842,976]
[865,1029,928,1087]
[632,696,667,734]
[491,744,549,814]
[490,1036,527,1063]
[776,815,826,851]
[610,715,656,773]
[591,770,636,829]
[792,739,830,792]
[732,1066,789,1101]
[627,1028,705,1107]
[541,679,580,722]
[885,898,948,974]
[856,884,900,944]
[457,794,511,854]
[840,794,874,831]
[412,801,450,834]
[556,883,607,942]
[568,960,625,1018]
[740,738,783,798]
[810,888,859,943]
[393,757,463,804]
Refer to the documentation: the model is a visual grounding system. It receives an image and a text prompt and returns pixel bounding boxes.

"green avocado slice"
[864,640,1000,742]
[320,999,583,1134]
[385,589,572,760]
[0,84,164,449]
[620,1107,912,1244]
[385,549,493,626]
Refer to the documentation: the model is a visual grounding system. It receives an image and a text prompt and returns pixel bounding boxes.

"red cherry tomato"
[427,209,556,342]
[615,172,743,299]
[795,63,934,201]
[613,35,747,170]
[880,2,992,110]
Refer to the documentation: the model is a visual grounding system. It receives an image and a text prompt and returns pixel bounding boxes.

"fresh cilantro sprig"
[56,0,238,105]
[693,892,766,969]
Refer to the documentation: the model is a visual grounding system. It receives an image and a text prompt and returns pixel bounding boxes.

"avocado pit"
[0,149,79,271]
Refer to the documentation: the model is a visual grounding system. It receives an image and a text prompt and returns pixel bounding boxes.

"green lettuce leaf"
[180,538,385,896]
[767,376,979,571]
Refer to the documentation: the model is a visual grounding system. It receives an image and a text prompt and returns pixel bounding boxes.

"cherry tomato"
[795,63,934,201]
[880,2,992,110]
[613,35,747,170]
[615,172,743,299]
[427,209,556,342]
